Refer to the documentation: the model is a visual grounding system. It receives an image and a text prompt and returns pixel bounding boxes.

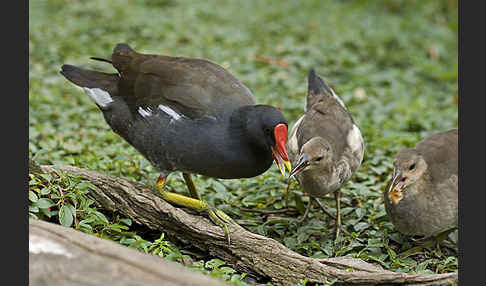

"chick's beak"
[387,170,405,204]
[272,124,292,176]
[289,153,310,178]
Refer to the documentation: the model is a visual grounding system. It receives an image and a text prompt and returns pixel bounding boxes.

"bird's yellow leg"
[158,190,208,210]
[182,173,202,200]
[155,174,207,209]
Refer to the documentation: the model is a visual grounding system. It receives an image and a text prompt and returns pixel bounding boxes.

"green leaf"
[40,187,51,195]
[77,181,98,191]
[205,258,226,269]
[354,222,370,232]
[29,205,39,213]
[36,198,55,209]
[93,211,109,224]
[120,218,132,226]
[59,204,74,227]
[78,220,93,232]
[29,191,38,202]
[294,195,306,215]
[39,173,52,182]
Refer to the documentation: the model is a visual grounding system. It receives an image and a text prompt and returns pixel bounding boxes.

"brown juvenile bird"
[287,69,365,239]
[60,43,292,243]
[384,129,458,239]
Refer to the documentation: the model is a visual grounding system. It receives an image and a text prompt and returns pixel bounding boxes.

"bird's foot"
[207,207,240,245]
[155,173,241,245]
[399,241,432,258]
[334,224,349,242]
[399,228,456,258]
[157,190,239,245]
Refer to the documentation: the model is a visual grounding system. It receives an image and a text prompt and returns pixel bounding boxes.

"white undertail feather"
[83,88,113,107]
[158,104,182,120]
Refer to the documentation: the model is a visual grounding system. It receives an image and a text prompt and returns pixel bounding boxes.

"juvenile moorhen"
[60,43,292,242]
[384,129,458,243]
[287,69,365,239]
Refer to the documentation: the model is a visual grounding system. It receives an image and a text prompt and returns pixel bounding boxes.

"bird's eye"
[409,163,416,170]
[315,156,324,162]
[264,128,271,135]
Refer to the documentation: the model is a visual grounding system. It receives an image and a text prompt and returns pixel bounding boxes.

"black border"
[12,0,29,285]
[459,0,479,285]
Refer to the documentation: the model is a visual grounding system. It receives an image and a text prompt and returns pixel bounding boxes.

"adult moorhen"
[287,69,365,240]
[60,43,292,242]
[384,129,458,252]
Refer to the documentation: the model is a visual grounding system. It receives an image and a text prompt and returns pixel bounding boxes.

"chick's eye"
[409,163,416,170]
[264,128,271,135]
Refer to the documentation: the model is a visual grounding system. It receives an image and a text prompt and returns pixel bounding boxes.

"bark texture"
[29,219,226,286]
[29,161,458,286]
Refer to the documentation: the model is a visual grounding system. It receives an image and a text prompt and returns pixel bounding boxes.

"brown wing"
[297,97,354,157]
[111,44,255,119]
[416,129,458,183]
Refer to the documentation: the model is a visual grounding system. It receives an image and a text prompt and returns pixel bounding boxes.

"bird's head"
[387,149,428,204]
[289,137,333,178]
[242,105,292,176]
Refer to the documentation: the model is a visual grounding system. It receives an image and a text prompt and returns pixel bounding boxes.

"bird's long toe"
[207,207,241,246]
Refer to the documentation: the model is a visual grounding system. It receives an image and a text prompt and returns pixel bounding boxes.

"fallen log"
[29,159,458,286]
[29,219,226,286]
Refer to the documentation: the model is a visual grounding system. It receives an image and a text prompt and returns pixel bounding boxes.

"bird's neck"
[222,106,273,176]
[229,106,265,149]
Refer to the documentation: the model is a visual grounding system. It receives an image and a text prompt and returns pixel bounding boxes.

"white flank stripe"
[347,124,364,153]
[329,87,346,109]
[288,115,304,155]
[83,88,113,107]
[138,106,152,117]
[158,105,182,120]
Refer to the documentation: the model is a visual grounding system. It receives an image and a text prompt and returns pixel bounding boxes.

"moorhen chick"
[60,43,292,242]
[287,69,365,239]
[384,129,458,247]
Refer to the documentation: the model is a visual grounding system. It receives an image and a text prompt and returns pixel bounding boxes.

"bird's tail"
[60,64,119,108]
[306,68,345,111]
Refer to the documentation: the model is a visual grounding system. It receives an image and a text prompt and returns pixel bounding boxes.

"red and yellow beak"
[271,123,292,176]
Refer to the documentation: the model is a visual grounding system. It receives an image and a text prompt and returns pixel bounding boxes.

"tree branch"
[30,161,458,286]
